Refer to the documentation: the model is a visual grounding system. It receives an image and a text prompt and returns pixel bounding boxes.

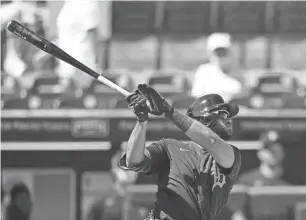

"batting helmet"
[187,94,239,140]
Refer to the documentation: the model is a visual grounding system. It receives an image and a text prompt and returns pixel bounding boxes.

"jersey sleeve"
[217,145,241,183]
[118,139,170,174]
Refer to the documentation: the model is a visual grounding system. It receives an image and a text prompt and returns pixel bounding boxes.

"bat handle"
[97,75,151,108]
[97,76,131,96]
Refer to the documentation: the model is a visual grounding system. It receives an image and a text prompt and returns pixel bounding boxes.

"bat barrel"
[7,20,50,51]
[6,20,131,98]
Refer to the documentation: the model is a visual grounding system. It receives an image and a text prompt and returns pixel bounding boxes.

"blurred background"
[1,1,306,220]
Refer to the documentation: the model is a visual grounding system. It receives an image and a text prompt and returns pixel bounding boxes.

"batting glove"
[126,90,149,122]
[137,84,174,117]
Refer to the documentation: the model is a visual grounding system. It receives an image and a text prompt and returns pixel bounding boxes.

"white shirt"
[191,63,242,102]
[56,1,101,86]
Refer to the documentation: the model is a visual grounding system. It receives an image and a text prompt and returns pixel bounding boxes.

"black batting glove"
[137,84,174,117]
[126,90,149,122]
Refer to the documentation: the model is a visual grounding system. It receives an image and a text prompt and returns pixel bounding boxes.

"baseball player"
[119,84,242,220]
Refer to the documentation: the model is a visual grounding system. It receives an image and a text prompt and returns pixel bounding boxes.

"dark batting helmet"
[187,94,239,140]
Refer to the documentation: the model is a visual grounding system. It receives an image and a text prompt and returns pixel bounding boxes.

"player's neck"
[260,164,283,179]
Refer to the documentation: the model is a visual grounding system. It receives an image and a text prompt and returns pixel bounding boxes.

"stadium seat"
[112,1,155,35]
[162,1,211,34]
[218,1,267,33]
[57,75,130,109]
[27,76,68,109]
[295,202,306,220]
[171,95,196,109]
[110,0,157,70]
[109,36,158,70]
[159,1,212,70]
[57,88,86,109]
[124,185,156,220]
[1,76,29,109]
[113,97,128,109]
[218,186,249,220]
[160,35,208,70]
[2,92,29,109]
[82,79,126,109]
[102,70,135,92]
[282,94,306,109]
[148,75,173,86]
[147,73,191,98]
[248,186,306,220]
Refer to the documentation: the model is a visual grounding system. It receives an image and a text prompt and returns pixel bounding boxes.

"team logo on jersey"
[211,162,226,190]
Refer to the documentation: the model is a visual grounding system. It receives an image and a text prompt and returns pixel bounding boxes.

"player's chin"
[225,125,233,136]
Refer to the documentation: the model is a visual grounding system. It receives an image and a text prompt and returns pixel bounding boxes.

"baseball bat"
[6,20,131,97]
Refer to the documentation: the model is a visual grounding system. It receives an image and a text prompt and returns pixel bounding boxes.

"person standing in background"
[56,0,101,88]
[5,183,33,220]
[191,33,242,102]
[231,130,288,220]
[1,0,38,77]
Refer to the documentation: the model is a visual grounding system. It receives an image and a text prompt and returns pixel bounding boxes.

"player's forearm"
[168,110,234,168]
[125,121,147,168]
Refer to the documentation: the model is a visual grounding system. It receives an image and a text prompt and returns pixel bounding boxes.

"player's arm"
[125,121,147,168]
[122,91,149,168]
[169,110,235,169]
[120,91,169,173]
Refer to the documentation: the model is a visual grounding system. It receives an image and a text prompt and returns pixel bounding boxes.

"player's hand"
[126,90,149,122]
[137,84,174,117]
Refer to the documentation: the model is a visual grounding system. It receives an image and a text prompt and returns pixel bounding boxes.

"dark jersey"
[119,138,241,220]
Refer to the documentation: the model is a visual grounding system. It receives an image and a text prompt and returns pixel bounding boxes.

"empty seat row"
[110,1,306,35]
[1,89,195,110]
[1,72,193,110]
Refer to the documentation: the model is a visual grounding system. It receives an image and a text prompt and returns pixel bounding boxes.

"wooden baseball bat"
[7,20,131,97]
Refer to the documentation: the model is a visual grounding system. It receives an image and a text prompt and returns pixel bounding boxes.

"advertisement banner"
[2,110,306,143]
